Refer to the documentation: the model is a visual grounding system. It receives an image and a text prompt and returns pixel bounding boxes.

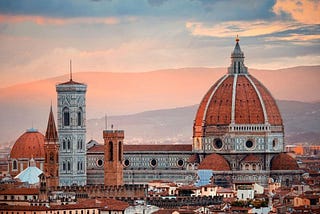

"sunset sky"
[0,0,319,87]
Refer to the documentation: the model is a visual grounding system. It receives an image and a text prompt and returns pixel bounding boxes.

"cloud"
[0,15,120,25]
[273,0,320,24]
[185,20,301,38]
[266,34,320,42]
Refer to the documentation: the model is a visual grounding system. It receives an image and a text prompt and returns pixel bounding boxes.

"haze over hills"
[0,66,319,145]
[87,100,320,145]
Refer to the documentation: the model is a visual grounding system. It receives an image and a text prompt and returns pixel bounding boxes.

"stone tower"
[56,69,87,186]
[44,105,59,188]
[103,129,124,186]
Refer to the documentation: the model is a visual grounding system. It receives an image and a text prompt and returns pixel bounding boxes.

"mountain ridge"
[0,65,319,145]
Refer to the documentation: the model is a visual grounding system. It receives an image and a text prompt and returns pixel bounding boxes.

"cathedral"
[8,39,302,187]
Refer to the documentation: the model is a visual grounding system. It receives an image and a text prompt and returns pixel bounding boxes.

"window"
[77,108,82,126]
[252,164,256,171]
[124,159,130,167]
[67,161,71,171]
[63,161,66,171]
[246,140,254,148]
[50,152,54,163]
[118,141,122,162]
[214,138,223,149]
[150,159,157,167]
[78,139,83,150]
[97,159,103,167]
[63,140,66,150]
[109,141,113,161]
[67,139,71,150]
[12,160,17,170]
[63,107,70,126]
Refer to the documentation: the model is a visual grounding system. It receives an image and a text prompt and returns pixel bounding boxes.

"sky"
[0,0,319,87]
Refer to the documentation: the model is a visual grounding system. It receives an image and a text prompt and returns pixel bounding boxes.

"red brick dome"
[10,128,45,159]
[198,154,231,171]
[271,153,299,170]
[193,40,282,138]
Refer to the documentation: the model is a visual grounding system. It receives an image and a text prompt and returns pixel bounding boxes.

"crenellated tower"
[103,129,124,186]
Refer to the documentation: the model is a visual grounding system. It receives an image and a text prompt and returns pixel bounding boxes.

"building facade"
[56,77,87,186]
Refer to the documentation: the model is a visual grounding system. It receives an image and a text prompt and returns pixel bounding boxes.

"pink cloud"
[186,20,300,38]
[273,0,320,24]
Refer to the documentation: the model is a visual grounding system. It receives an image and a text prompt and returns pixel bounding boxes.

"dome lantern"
[228,36,248,75]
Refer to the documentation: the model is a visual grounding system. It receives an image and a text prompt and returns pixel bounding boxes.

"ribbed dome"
[271,153,299,170]
[193,40,282,138]
[198,154,231,171]
[10,129,45,159]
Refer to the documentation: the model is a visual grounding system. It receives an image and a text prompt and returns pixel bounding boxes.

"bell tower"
[44,105,59,188]
[103,129,124,186]
[56,63,87,186]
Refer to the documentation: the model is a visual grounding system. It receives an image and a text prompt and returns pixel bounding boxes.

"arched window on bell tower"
[63,107,70,126]
[77,107,82,126]
[109,141,113,161]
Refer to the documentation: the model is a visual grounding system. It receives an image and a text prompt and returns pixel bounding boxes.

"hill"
[0,66,319,145]
[87,100,320,145]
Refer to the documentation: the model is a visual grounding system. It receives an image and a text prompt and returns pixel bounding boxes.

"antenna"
[105,114,107,130]
[70,59,73,81]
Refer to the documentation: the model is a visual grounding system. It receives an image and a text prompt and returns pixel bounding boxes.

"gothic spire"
[45,104,58,142]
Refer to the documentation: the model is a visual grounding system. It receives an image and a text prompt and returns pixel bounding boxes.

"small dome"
[271,153,299,170]
[198,154,231,171]
[242,154,261,163]
[10,129,45,159]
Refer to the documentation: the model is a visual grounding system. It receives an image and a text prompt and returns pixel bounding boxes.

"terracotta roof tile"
[198,153,231,171]
[242,154,261,163]
[271,153,299,170]
[10,130,45,159]
[0,187,39,195]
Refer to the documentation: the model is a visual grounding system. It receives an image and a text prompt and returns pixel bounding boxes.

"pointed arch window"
[62,161,66,171]
[67,161,71,171]
[63,139,66,150]
[77,139,83,150]
[67,139,71,150]
[63,107,70,126]
[77,107,82,126]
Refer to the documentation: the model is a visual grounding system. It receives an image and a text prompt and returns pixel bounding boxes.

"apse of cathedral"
[8,39,302,187]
